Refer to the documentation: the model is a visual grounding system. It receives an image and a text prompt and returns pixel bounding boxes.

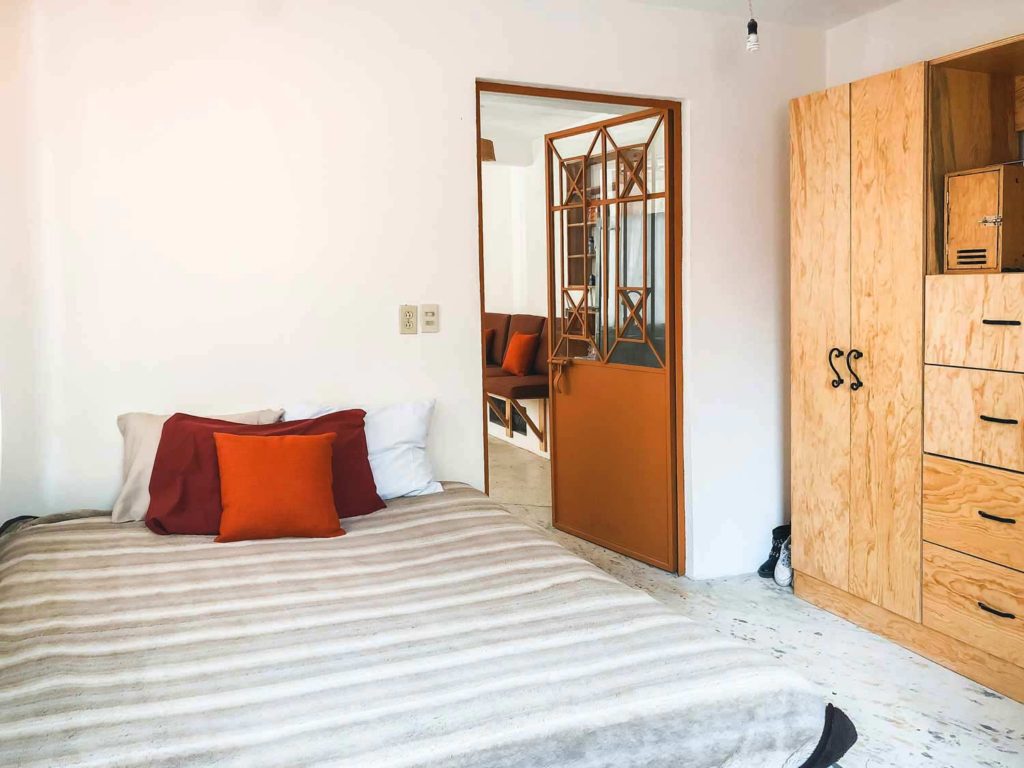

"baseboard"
[794,571,1024,703]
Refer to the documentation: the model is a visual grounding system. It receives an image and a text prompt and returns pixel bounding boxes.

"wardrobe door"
[850,63,926,621]
[790,85,852,591]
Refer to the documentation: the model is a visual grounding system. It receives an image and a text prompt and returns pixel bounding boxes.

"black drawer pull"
[980,415,1019,425]
[977,602,1016,620]
[978,510,1017,524]
[982,319,1022,326]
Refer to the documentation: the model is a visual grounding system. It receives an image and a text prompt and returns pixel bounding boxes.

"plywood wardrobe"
[791,36,1024,703]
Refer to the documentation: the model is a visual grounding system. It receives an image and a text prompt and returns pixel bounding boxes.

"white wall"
[827,0,1024,85]
[4,0,825,578]
[481,164,516,315]
[0,0,44,518]
[482,140,547,319]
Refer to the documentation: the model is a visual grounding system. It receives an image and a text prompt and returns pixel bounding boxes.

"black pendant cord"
[845,349,863,391]
[828,348,845,388]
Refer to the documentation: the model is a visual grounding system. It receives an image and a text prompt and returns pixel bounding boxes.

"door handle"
[845,349,863,391]
[978,510,1017,525]
[982,319,1021,326]
[980,415,1019,425]
[828,348,845,388]
[977,602,1016,620]
[549,357,573,393]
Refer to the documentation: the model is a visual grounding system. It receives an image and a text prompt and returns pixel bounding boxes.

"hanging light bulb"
[746,1,759,52]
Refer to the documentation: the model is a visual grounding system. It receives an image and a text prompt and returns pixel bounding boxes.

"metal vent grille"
[955,248,989,267]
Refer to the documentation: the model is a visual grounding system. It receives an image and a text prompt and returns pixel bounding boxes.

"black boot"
[758,524,791,578]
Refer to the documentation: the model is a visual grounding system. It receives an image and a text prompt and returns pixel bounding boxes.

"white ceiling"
[636,0,902,29]
[480,93,637,142]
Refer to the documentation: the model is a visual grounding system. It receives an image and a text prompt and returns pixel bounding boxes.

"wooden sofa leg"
[539,400,547,452]
[504,398,513,438]
[486,396,509,432]
[509,399,547,450]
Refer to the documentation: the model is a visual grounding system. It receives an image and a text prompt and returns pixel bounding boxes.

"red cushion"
[146,410,384,535]
[502,332,540,376]
[214,432,345,543]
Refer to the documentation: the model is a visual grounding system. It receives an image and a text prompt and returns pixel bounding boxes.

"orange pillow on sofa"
[213,432,346,543]
[501,332,539,376]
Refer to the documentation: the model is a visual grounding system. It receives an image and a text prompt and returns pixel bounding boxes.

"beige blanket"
[0,484,826,767]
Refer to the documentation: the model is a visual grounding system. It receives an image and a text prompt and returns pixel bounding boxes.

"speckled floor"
[487,437,1024,768]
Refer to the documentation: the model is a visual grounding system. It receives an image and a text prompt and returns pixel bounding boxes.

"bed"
[0,483,854,767]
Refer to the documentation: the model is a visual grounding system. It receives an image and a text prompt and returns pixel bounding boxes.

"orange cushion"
[502,332,540,376]
[213,432,345,543]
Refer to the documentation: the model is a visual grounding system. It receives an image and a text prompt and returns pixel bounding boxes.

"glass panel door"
[549,110,668,368]
[544,106,677,572]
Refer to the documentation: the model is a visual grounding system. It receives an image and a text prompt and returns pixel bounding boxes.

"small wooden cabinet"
[945,164,1024,273]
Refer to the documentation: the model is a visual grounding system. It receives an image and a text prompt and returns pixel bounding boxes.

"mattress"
[0,484,852,767]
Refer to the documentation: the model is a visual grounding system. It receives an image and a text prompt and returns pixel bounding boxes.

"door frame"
[474,79,686,573]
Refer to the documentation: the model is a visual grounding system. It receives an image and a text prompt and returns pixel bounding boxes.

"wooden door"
[545,109,677,571]
[946,169,1001,272]
[849,63,926,622]
[790,85,852,591]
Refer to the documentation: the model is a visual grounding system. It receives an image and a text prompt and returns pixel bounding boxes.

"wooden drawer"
[924,365,1024,472]
[923,543,1024,667]
[923,455,1024,572]
[926,274,1024,373]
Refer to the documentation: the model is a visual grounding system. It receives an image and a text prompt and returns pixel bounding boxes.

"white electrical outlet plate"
[420,304,439,333]
[400,305,418,334]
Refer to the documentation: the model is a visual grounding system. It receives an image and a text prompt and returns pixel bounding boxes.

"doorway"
[475,81,685,573]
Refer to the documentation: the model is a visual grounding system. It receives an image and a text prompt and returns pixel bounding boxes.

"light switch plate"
[420,304,440,333]
[399,305,418,334]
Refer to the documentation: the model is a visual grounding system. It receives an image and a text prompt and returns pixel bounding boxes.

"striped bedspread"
[0,484,827,767]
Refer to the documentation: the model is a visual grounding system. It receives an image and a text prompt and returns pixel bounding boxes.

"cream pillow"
[111,409,283,523]
[283,400,442,500]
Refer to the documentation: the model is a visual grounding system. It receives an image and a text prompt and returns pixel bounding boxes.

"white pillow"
[112,408,284,523]
[284,400,442,500]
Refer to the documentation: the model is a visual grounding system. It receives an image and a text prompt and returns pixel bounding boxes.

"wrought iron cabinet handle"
[845,349,863,391]
[828,348,845,388]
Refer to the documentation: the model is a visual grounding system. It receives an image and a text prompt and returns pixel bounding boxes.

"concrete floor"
[487,436,1024,768]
